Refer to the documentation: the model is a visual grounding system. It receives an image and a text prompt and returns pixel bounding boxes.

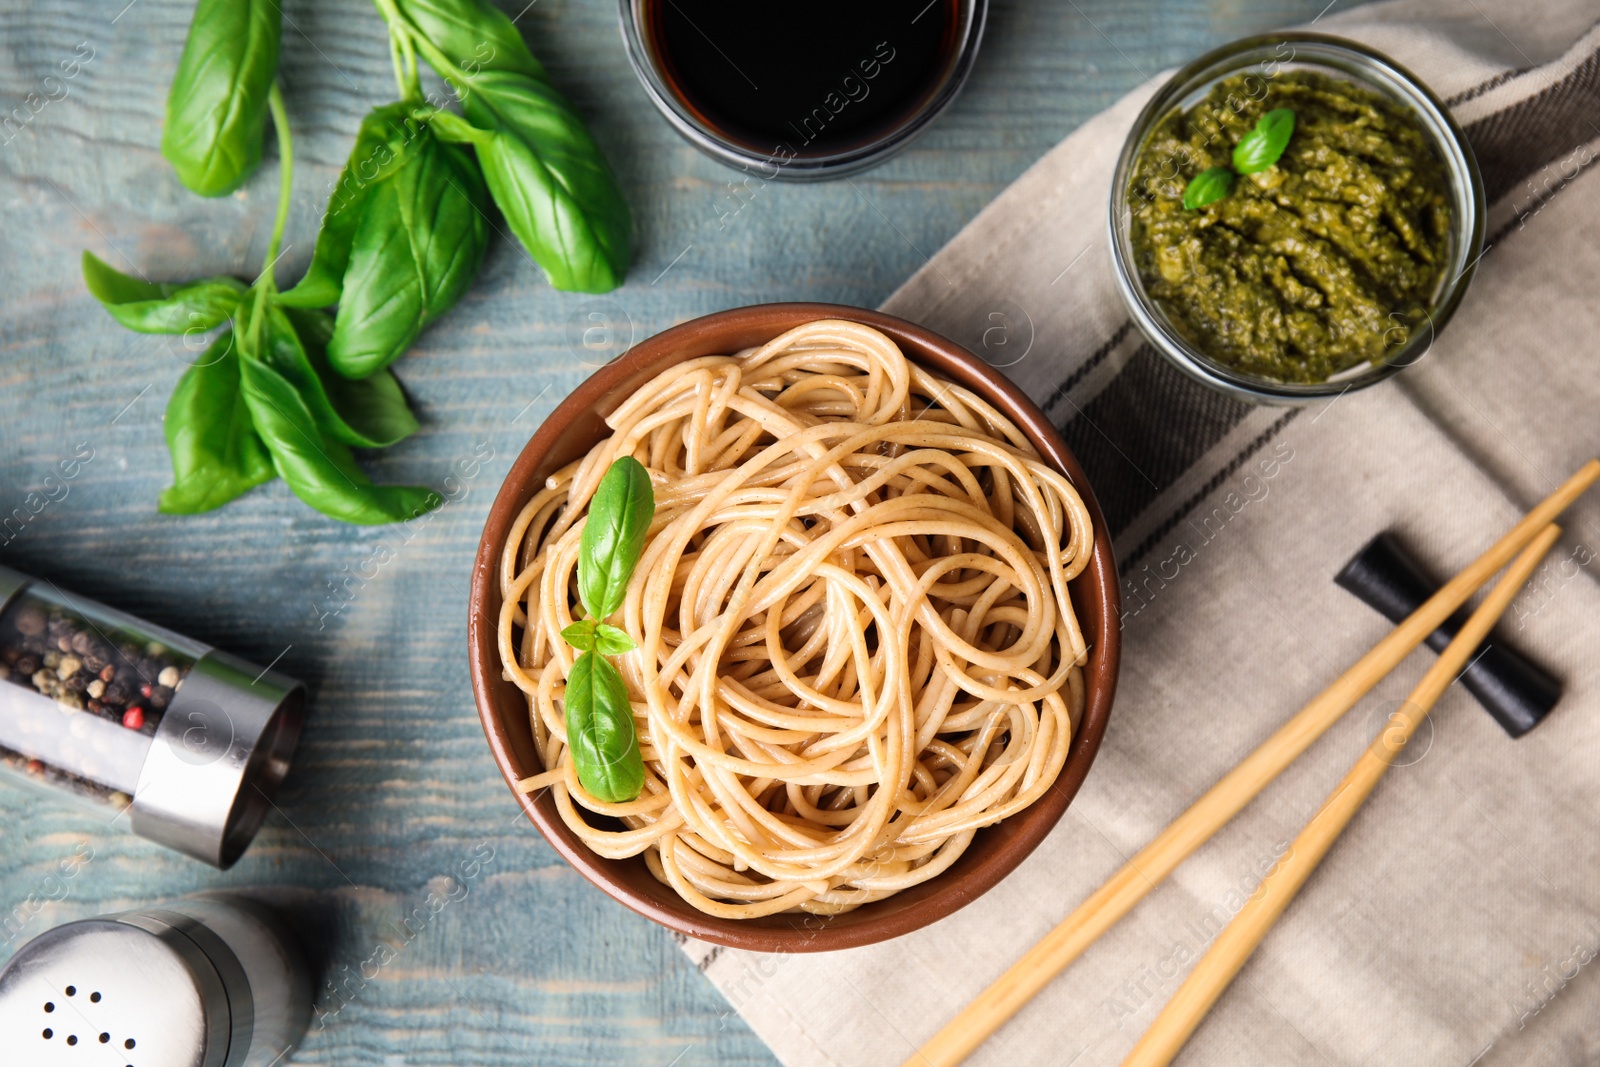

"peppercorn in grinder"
[0,566,304,867]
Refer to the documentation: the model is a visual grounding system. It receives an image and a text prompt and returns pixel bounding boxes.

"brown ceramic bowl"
[468,303,1121,951]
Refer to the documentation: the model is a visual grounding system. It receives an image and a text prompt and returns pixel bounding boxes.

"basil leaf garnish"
[565,651,645,803]
[558,459,649,800]
[1183,166,1236,210]
[1233,108,1295,175]
[591,623,637,655]
[159,331,275,514]
[161,0,282,196]
[561,620,598,652]
[577,456,654,621]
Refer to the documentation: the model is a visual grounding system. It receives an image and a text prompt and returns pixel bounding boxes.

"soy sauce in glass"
[624,0,986,179]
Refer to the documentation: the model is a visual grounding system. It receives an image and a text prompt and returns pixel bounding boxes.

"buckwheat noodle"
[499,320,1094,918]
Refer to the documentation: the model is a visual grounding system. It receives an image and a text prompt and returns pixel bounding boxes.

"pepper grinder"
[0,894,312,1066]
[0,566,305,867]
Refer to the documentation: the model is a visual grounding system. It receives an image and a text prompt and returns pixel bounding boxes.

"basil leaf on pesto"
[1182,166,1235,210]
[1233,107,1295,175]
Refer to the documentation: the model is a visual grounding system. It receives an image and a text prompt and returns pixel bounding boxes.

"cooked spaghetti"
[499,319,1094,917]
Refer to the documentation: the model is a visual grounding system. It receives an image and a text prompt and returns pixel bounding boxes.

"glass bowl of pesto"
[1109,33,1485,403]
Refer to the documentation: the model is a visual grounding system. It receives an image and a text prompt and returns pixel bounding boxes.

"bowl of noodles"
[468,304,1120,951]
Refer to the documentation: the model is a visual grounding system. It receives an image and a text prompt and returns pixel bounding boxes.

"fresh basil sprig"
[1182,107,1295,210]
[559,457,653,802]
[86,85,440,523]
[375,0,633,293]
[81,0,634,523]
[162,0,282,196]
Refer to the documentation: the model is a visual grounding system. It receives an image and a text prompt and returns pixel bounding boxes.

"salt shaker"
[0,566,304,867]
[0,894,312,1066]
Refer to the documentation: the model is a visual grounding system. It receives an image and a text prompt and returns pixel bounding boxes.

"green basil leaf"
[561,620,597,652]
[82,251,245,334]
[161,0,282,196]
[577,456,653,620]
[158,330,276,514]
[238,353,441,525]
[591,623,636,656]
[1183,166,1236,210]
[1233,108,1295,175]
[278,102,433,309]
[325,129,489,379]
[259,305,419,448]
[390,0,546,83]
[564,651,644,803]
[461,71,630,293]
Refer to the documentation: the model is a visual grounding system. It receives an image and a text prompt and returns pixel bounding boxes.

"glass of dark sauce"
[619,0,988,179]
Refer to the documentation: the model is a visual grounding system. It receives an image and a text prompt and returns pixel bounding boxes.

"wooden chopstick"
[1121,522,1565,1067]
[904,459,1600,1067]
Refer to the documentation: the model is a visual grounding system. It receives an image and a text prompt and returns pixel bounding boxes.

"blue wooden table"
[0,1,1359,1062]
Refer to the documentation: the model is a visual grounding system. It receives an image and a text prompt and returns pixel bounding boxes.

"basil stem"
[162,0,282,197]
[564,650,645,803]
[261,82,293,287]
[577,456,654,621]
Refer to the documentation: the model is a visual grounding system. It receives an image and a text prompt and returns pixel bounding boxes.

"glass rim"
[1107,32,1488,404]
[616,0,990,180]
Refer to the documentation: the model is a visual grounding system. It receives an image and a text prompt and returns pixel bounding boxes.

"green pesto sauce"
[1128,71,1452,382]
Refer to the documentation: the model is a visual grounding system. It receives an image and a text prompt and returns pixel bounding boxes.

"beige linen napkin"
[680,2,1600,1063]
